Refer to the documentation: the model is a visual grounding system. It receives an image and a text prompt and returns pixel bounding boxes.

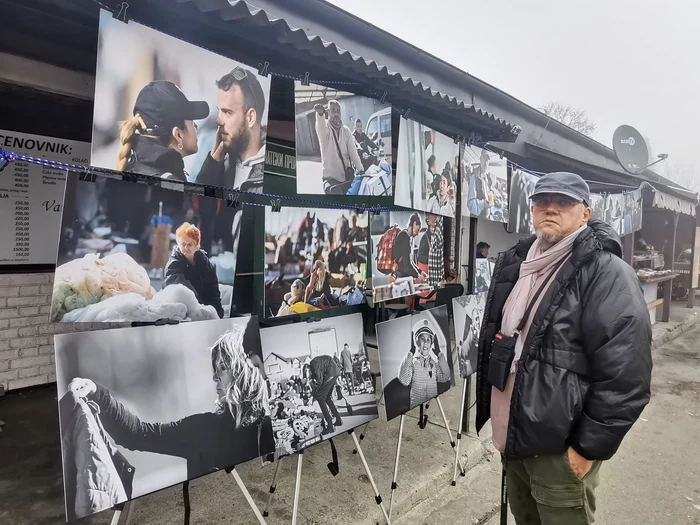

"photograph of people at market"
[371,210,445,303]
[259,314,378,457]
[264,207,368,317]
[394,118,458,217]
[51,172,243,323]
[462,144,509,222]
[294,81,392,196]
[91,12,270,192]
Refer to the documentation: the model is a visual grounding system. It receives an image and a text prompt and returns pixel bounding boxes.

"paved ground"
[398,321,700,525]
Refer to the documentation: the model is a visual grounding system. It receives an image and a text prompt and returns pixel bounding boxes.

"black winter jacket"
[476,219,652,461]
[164,248,224,318]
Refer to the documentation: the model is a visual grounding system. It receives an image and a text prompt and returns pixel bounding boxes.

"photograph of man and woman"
[51,172,245,323]
[294,81,392,196]
[394,118,459,217]
[462,144,508,222]
[56,317,273,521]
[453,293,486,378]
[91,11,270,193]
[376,306,454,421]
[259,314,378,457]
[264,207,368,317]
[370,210,445,303]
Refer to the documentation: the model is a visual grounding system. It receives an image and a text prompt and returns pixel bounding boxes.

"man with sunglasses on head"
[196,66,266,193]
[475,172,651,525]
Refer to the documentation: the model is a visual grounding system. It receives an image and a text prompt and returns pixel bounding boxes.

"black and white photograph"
[294,81,392,196]
[55,317,274,521]
[91,10,270,192]
[453,293,486,378]
[462,144,509,222]
[376,305,454,421]
[51,172,247,323]
[604,193,625,237]
[264,207,368,317]
[474,258,492,293]
[259,313,378,457]
[507,169,539,234]
[589,193,606,222]
[394,119,458,217]
[370,210,444,303]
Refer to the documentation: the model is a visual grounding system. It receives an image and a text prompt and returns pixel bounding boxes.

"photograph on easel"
[376,305,454,421]
[370,210,444,303]
[264,207,368,317]
[294,81,392,196]
[474,258,492,294]
[51,172,249,323]
[259,313,378,457]
[55,317,273,521]
[453,293,487,377]
[91,10,271,192]
[461,143,508,222]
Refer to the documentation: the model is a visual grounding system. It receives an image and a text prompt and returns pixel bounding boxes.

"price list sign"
[0,130,90,266]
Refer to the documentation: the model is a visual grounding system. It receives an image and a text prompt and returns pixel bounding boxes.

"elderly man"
[476,172,651,525]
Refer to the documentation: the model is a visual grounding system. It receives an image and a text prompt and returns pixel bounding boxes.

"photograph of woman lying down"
[56,318,273,521]
[51,171,243,323]
[264,208,368,317]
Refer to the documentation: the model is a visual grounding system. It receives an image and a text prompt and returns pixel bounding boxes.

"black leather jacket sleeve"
[570,256,652,460]
[195,153,226,187]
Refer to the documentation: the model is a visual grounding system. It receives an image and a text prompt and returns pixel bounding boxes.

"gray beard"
[536,230,564,246]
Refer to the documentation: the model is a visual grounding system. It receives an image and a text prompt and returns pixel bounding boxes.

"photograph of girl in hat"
[91,11,270,190]
[55,317,274,521]
[376,306,454,421]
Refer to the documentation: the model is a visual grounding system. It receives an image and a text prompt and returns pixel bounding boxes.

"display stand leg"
[230,468,267,525]
[124,501,135,525]
[263,459,283,517]
[435,397,465,476]
[388,414,405,520]
[110,510,121,525]
[292,450,304,525]
[350,430,391,525]
[452,381,468,485]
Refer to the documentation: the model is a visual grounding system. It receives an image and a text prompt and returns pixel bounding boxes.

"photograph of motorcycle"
[294,81,393,196]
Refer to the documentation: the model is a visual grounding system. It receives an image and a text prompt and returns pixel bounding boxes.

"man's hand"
[566,447,593,479]
[211,126,225,162]
[69,377,97,399]
[314,103,325,116]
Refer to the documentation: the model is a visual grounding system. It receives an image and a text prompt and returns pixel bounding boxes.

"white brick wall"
[0,273,124,391]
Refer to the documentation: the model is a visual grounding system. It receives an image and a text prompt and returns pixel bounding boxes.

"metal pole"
[263,458,283,517]
[435,397,466,475]
[350,430,392,524]
[230,468,267,525]
[389,414,405,520]
[452,380,468,485]
[292,451,304,525]
[124,501,135,525]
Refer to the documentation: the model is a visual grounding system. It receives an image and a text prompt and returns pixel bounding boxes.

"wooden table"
[638,273,678,324]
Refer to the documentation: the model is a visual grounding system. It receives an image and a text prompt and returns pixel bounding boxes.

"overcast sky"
[327,0,699,188]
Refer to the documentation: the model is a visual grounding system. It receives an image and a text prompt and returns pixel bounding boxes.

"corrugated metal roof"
[170,0,517,141]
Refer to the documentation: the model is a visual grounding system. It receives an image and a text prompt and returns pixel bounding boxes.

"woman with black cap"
[116,80,209,182]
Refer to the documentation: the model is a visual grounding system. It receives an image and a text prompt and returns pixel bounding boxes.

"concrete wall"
[0,273,121,391]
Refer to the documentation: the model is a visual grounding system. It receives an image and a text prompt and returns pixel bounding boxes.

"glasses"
[532,195,579,210]
[230,67,259,115]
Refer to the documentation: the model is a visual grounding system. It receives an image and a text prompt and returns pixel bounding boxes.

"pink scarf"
[501,224,587,371]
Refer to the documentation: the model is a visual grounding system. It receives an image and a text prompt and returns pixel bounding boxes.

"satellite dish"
[613,125,649,175]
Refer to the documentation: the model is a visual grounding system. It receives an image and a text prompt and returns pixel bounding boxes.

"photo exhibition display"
[508,169,539,234]
[55,316,273,521]
[370,210,443,303]
[91,10,271,192]
[461,144,508,222]
[264,207,367,317]
[51,172,248,323]
[294,81,392,196]
[394,119,459,217]
[474,258,492,294]
[453,294,486,377]
[259,313,378,457]
[0,129,90,265]
[376,306,454,421]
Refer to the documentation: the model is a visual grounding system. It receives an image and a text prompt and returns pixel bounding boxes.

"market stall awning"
[652,188,697,217]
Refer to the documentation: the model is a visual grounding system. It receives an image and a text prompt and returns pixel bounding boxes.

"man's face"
[355,121,363,133]
[411,222,421,237]
[480,154,489,172]
[417,333,432,355]
[427,214,437,231]
[480,248,489,258]
[532,192,591,242]
[329,104,342,128]
[439,176,449,199]
[216,85,251,156]
[177,234,199,260]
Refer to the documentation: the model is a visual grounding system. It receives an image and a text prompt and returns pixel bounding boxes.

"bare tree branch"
[664,161,700,192]
[538,101,598,138]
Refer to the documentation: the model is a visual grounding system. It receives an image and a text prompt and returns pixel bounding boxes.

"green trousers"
[506,454,602,525]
